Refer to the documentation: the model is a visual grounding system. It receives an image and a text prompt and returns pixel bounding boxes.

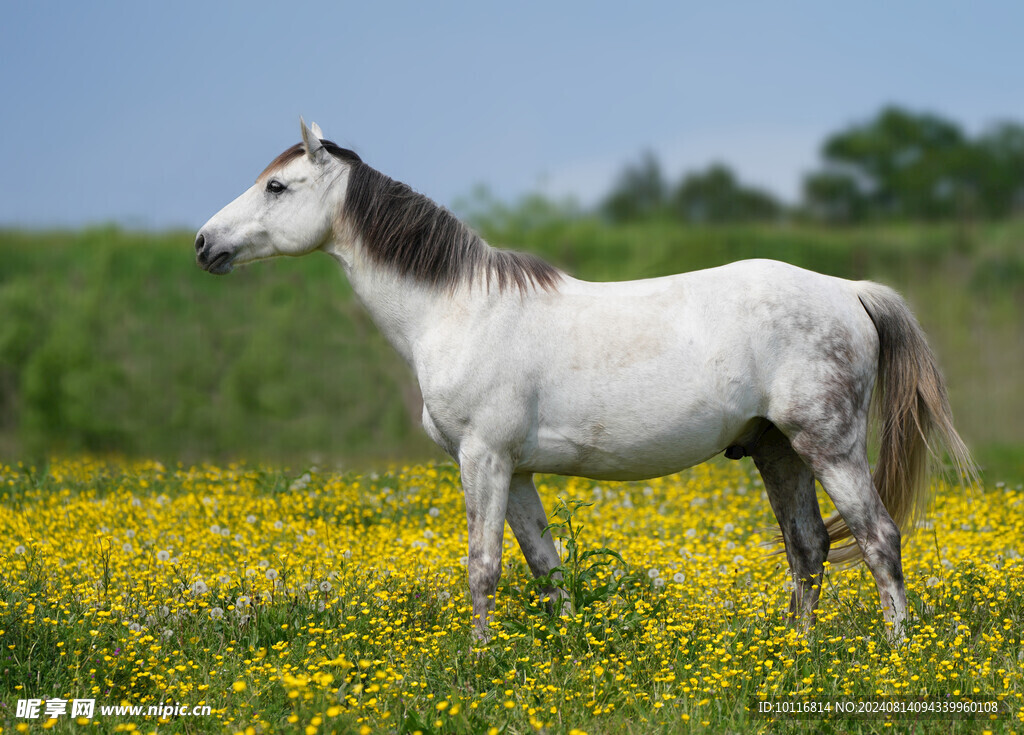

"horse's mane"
[261,141,562,294]
[344,163,561,293]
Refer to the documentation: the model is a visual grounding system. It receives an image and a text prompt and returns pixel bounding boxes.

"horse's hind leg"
[804,450,908,637]
[782,402,908,637]
[751,425,830,628]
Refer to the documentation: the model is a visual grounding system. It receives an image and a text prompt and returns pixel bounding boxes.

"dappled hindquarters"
[0,458,1020,733]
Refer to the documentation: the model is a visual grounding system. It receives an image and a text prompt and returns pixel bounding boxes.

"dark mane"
[261,140,561,293]
[343,163,562,293]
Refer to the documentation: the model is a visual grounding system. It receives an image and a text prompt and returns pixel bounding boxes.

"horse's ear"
[311,122,324,140]
[300,117,326,162]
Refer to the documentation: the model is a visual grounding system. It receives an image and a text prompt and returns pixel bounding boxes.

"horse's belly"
[522,428,722,480]
[520,404,745,480]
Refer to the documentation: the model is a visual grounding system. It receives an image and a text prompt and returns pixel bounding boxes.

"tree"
[671,163,781,223]
[973,122,1024,218]
[601,151,668,222]
[806,106,974,221]
[802,170,866,225]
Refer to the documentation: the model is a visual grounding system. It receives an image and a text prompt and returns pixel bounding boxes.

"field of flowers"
[0,457,1021,734]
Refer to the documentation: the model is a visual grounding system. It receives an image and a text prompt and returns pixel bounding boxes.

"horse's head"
[195,119,358,274]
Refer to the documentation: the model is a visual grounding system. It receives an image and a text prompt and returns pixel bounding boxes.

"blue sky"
[2,1,1022,229]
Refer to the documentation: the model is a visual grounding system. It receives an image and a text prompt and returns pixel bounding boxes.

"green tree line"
[601,106,1024,225]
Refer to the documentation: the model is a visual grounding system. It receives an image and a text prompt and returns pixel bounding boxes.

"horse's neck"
[324,244,439,368]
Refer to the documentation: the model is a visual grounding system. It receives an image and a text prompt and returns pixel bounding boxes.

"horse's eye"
[266,179,286,194]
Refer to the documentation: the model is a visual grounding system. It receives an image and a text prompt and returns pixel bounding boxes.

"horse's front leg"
[506,473,567,612]
[459,445,512,642]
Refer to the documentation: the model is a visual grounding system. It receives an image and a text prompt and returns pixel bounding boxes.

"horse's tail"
[825,282,976,565]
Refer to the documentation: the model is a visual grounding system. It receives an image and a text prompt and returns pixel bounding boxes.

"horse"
[195,119,974,641]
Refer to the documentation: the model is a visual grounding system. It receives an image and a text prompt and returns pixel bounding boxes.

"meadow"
[0,456,1021,734]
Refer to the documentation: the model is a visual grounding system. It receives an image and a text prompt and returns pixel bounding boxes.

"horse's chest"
[421,404,460,459]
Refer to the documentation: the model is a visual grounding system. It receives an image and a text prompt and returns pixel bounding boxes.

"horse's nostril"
[194,233,205,254]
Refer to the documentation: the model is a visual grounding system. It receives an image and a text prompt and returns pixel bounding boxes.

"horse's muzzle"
[194,232,234,275]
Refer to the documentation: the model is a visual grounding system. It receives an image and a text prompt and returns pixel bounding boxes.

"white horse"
[196,119,973,640]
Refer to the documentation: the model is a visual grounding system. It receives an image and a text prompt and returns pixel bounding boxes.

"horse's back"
[547,259,874,369]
